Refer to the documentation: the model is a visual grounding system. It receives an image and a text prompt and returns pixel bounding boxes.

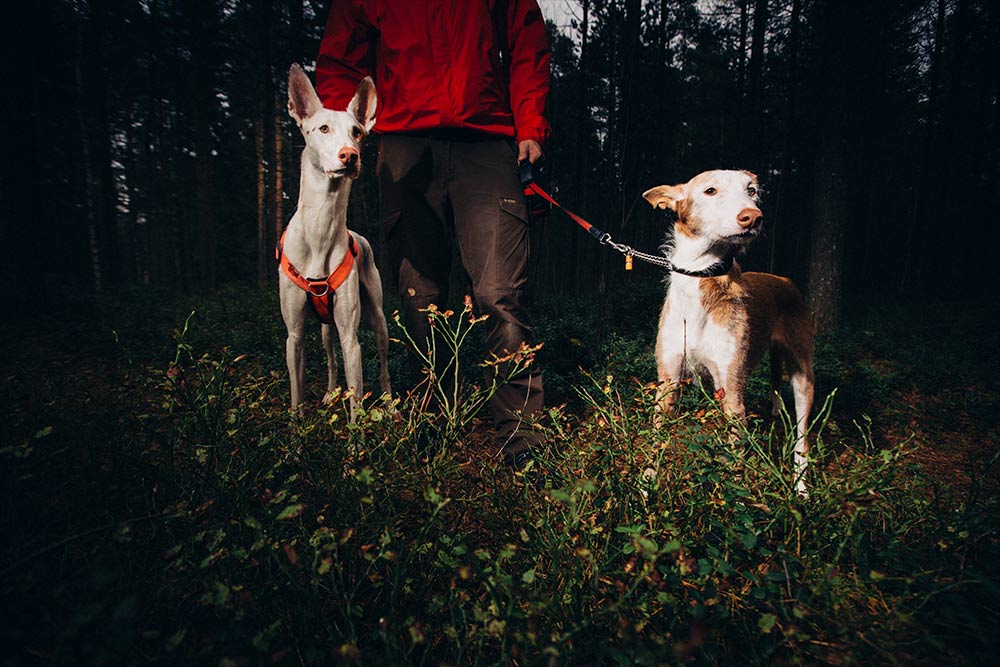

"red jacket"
[316,0,551,144]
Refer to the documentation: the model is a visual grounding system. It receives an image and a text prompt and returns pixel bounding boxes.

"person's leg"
[447,138,544,457]
[377,135,451,358]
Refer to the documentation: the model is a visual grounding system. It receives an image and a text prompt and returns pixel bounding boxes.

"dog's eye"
[704,187,717,196]
[748,186,757,197]
[352,126,364,139]
[319,125,330,134]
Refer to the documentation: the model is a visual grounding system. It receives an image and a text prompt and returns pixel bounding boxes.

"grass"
[1,285,998,665]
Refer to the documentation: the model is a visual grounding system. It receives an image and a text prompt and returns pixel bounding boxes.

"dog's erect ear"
[288,63,323,124]
[348,77,378,132]
[642,185,685,212]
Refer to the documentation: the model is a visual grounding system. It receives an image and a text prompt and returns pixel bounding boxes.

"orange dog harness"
[276,230,360,325]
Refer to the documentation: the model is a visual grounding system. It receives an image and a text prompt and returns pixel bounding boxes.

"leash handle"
[518,160,551,218]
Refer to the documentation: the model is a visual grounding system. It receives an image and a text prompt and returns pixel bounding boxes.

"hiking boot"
[504,448,547,490]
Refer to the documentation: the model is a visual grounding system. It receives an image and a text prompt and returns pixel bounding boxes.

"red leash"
[520,166,670,271]
[521,182,609,242]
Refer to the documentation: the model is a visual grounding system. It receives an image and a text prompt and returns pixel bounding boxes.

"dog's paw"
[639,467,658,500]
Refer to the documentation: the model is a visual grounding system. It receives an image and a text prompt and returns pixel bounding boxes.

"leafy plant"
[2,289,997,665]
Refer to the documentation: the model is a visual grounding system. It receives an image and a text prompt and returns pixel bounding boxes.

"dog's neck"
[293,149,353,253]
[668,227,735,277]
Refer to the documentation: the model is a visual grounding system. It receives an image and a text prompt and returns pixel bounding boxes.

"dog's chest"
[658,278,742,368]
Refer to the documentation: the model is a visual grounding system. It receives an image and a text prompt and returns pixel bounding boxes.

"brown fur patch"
[699,272,751,396]
[699,269,746,328]
[674,196,699,237]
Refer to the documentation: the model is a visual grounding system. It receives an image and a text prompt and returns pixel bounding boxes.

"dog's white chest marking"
[659,276,739,384]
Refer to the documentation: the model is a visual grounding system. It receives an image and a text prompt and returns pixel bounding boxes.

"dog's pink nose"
[338,147,359,166]
[737,207,763,228]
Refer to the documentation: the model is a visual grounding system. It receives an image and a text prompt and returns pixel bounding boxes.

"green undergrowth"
[1,289,998,665]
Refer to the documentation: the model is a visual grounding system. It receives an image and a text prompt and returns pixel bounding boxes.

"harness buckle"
[307,282,330,298]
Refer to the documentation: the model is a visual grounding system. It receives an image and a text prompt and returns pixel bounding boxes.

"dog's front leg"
[654,352,685,428]
[321,323,339,399]
[333,288,363,422]
[722,391,748,444]
[280,283,309,410]
[285,331,306,409]
[714,369,748,444]
[338,331,362,421]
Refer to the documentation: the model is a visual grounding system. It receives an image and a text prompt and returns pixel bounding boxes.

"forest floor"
[1,285,998,665]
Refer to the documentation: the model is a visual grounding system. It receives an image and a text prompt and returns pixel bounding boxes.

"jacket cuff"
[517,119,552,146]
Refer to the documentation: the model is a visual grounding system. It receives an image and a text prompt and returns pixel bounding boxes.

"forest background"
[3,0,998,330]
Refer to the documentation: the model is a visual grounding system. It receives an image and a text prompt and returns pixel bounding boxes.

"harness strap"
[276,230,361,324]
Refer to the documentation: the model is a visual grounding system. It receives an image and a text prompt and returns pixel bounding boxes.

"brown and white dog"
[643,170,814,494]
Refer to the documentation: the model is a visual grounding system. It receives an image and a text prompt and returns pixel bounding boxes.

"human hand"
[517,139,544,164]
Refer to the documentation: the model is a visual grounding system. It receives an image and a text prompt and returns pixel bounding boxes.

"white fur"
[280,64,391,418]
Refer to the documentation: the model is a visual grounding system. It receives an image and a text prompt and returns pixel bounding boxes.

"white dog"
[278,64,391,418]
[643,170,814,494]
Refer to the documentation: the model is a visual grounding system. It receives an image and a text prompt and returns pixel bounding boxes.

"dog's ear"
[288,63,323,124]
[348,77,378,132]
[642,185,685,212]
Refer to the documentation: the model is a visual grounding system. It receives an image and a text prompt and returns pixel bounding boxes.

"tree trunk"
[256,0,274,287]
[773,0,800,275]
[288,0,305,65]
[734,0,749,157]
[75,42,102,293]
[257,118,268,288]
[183,0,220,289]
[899,0,947,292]
[806,121,848,332]
[274,93,286,254]
[744,0,768,165]
[737,0,749,99]
[77,0,119,290]
[806,0,854,331]
[597,3,620,304]
[620,0,641,205]
[571,0,590,296]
